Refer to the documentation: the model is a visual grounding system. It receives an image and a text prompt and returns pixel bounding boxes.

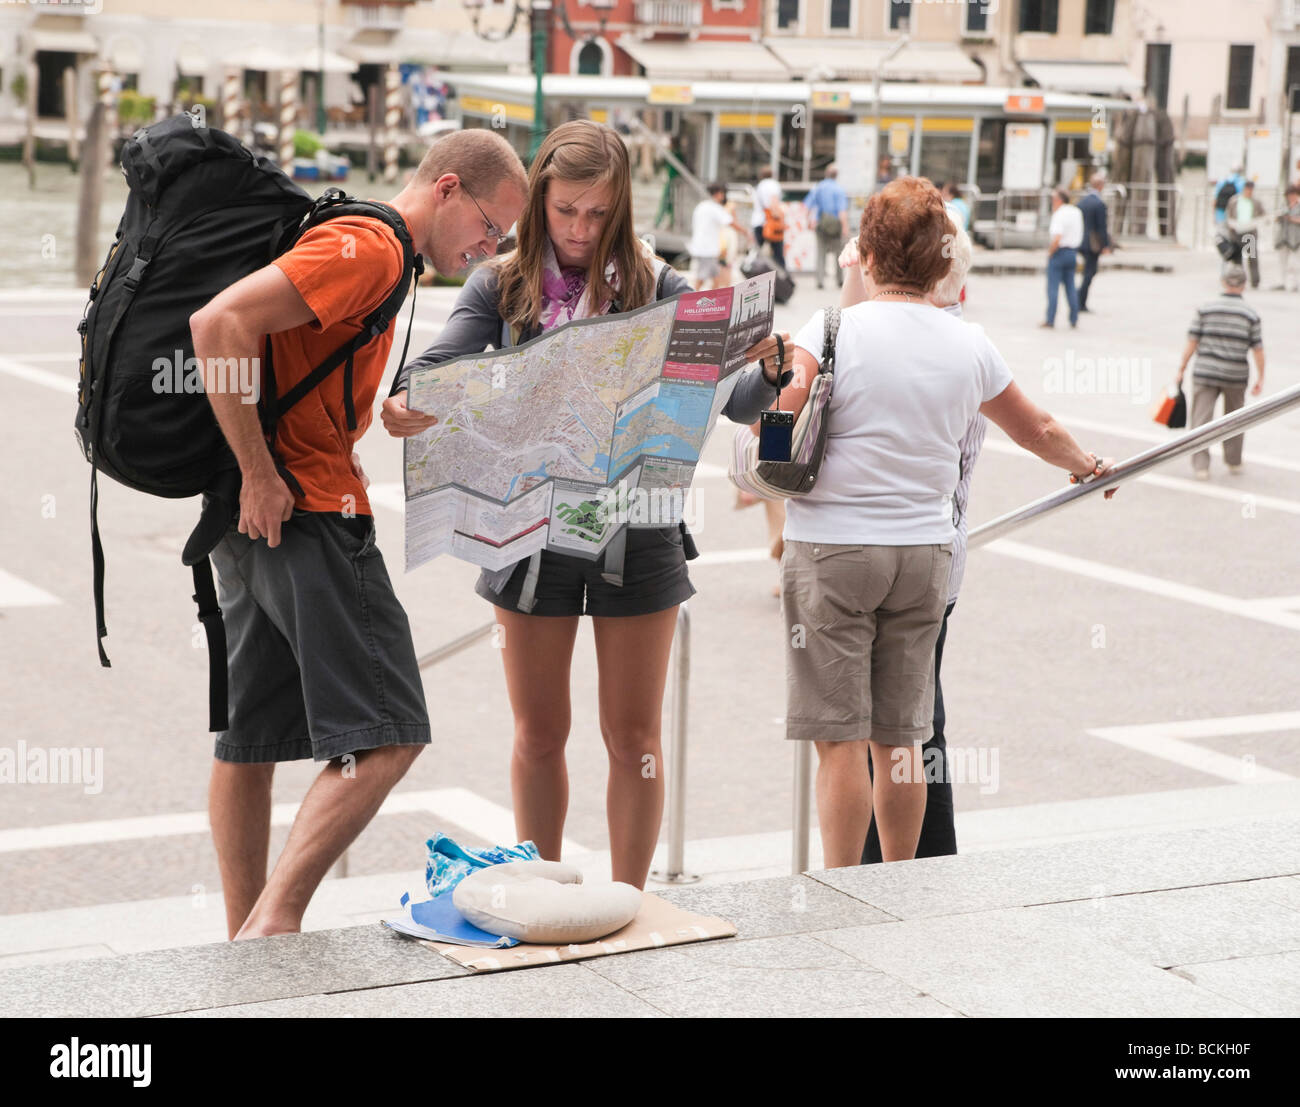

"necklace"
[875,288,923,302]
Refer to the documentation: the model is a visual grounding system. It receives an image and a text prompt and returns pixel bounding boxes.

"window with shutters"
[1226,44,1254,111]
[1084,0,1114,35]
[1019,0,1059,33]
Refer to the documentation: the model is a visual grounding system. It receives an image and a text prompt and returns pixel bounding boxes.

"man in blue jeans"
[1042,188,1082,329]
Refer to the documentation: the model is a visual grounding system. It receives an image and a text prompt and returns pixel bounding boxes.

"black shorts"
[476,526,696,617]
[209,510,431,763]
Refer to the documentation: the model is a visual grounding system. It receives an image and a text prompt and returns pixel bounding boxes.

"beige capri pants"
[781,541,953,746]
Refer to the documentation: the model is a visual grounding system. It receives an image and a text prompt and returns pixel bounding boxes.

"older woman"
[767,177,1115,868]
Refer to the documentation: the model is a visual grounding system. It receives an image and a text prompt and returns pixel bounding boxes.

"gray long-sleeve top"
[390,262,782,424]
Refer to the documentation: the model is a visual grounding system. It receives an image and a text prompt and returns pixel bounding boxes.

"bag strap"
[90,468,110,669]
[821,306,841,376]
[191,558,229,732]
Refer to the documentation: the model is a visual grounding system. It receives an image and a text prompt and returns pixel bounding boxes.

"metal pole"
[651,604,698,883]
[788,382,1300,876]
[416,620,496,670]
[529,1,550,163]
[651,603,700,884]
[791,740,812,874]
[967,382,1300,551]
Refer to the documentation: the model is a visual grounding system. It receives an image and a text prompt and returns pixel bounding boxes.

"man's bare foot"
[234,913,301,941]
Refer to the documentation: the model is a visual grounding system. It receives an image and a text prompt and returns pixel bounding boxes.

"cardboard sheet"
[421,893,737,973]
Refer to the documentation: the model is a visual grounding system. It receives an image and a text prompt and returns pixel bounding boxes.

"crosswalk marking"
[0,356,77,394]
[0,568,59,608]
[0,786,588,856]
[1088,714,1298,784]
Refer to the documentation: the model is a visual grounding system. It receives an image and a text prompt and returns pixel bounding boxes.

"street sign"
[1088,122,1108,156]
[888,122,910,157]
[1246,126,1283,188]
[811,89,852,111]
[1003,123,1046,190]
[1005,93,1045,114]
[648,84,694,106]
[835,123,878,194]
[1207,125,1246,183]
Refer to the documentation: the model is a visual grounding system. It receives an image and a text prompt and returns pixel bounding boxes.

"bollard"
[383,63,400,184]
[64,67,80,170]
[278,69,297,170]
[222,68,241,139]
[650,603,700,885]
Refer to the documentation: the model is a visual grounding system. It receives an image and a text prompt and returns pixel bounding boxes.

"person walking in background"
[1225,180,1265,289]
[1273,185,1300,291]
[1175,262,1265,480]
[1042,188,1082,329]
[1213,165,1247,227]
[941,181,970,230]
[1076,173,1111,312]
[751,169,784,267]
[769,178,1116,867]
[805,164,850,290]
[689,182,751,291]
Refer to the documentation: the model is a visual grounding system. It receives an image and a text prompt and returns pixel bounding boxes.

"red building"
[544,1,772,80]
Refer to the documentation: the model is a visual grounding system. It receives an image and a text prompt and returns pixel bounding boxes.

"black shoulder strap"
[191,559,228,732]
[263,194,423,434]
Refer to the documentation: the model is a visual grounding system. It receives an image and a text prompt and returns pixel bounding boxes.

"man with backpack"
[1213,165,1246,227]
[190,129,527,940]
[805,164,849,291]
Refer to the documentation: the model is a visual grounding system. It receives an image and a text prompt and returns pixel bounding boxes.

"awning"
[28,16,99,56]
[764,39,981,83]
[291,47,360,74]
[1020,61,1144,96]
[402,32,529,69]
[223,44,301,72]
[340,29,405,66]
[617,37,787,82]
[176,42,209,77]
[104,37,143,73]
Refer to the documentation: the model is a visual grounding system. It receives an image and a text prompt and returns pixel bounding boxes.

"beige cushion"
[453,860,643,944]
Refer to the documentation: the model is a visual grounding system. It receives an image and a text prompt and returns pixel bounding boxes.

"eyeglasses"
[461,181,504,243]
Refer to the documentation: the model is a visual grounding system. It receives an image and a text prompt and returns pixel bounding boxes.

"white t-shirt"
[785,302,1013,546]
[689,199,730,259]
[1049,203,1084,249]
[751,178,782,228]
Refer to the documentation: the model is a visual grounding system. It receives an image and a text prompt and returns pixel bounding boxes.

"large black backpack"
[74,112,423,731]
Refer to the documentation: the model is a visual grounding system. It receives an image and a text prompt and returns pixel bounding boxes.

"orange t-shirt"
[269,212,408,515]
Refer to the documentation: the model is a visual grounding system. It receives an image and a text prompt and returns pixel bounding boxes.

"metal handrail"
[650,602,699,884]
[790,382,1300,875]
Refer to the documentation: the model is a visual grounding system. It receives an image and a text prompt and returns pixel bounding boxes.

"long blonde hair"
[493,120,654,332]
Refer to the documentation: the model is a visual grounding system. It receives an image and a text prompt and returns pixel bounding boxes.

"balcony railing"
[634,0,703,34]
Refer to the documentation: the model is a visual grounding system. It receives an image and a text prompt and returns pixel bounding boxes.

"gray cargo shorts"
[209,509,431,764]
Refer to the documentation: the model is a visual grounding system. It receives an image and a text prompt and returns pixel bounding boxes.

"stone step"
[1,810,1296,1017]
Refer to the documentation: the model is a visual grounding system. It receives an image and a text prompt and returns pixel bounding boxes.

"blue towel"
[424,831,540,898]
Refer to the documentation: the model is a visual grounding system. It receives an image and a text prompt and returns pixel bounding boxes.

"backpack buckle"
[123,256,150,291]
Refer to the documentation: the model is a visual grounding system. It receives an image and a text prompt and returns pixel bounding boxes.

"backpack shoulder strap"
[266,193,423,433]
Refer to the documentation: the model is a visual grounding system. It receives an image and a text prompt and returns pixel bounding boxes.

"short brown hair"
[411,127,527,198]
[858,177,951,293]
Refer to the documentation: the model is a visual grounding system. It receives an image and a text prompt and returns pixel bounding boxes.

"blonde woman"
[383,120,792,887]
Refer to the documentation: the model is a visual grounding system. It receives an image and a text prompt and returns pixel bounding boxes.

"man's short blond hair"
[929,213,972,307]
[411,127,527,199]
